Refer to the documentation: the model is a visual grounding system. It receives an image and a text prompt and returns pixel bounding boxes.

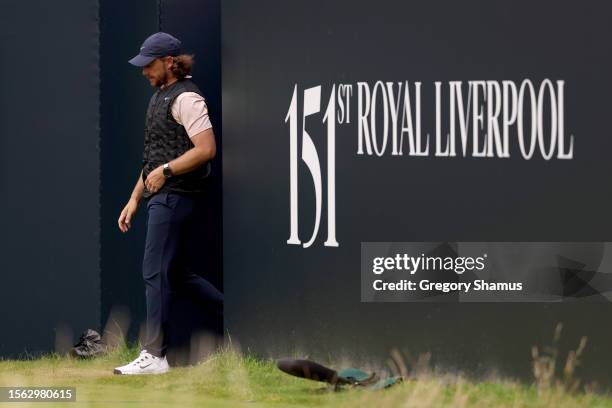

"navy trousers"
[142,191,223,357]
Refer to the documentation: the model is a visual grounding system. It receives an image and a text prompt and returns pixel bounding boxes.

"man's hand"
[118,198,140,233]
[145,165,166,194]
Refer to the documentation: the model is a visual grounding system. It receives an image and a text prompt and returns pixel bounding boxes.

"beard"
[158,70,169,87]
[148,70,168,88]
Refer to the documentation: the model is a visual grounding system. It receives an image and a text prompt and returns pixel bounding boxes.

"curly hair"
[170,54,194,79]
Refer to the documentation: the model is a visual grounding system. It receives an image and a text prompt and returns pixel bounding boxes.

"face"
[142,57,172,87]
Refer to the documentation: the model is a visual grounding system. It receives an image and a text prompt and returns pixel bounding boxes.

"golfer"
[114,32,223,375]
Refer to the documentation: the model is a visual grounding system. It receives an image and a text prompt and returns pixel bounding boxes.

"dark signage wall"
[222,0,612,384]
[0,0,100,357]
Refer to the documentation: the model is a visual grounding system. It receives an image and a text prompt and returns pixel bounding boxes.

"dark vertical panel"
[159,0,224,361]
[222,0,612,385]
[0,0,100,356]
[100,0,158,341]
[159,0,222,292]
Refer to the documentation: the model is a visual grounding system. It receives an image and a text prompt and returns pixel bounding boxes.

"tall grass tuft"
[531,323,588,394]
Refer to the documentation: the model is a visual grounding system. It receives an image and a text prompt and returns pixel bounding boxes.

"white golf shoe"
[113,349,170,375]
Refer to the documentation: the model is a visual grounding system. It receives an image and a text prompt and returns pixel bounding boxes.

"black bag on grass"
[71,329,106,358]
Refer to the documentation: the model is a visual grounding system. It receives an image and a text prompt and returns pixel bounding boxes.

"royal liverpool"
[356,79,573,160]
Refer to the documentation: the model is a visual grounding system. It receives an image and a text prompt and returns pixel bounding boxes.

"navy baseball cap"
[128,32,181,67]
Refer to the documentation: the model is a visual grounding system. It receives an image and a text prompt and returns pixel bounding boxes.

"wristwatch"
[163,163,173,178]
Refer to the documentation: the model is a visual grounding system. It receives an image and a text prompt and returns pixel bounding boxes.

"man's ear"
[164,56,174,70]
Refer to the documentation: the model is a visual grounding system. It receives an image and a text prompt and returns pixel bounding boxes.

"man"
[114,32,223,375]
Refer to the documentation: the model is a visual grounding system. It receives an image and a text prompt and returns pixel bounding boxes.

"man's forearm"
[168,146,215,176]
[131,170,145,203]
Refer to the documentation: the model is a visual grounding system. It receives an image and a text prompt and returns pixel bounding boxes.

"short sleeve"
[171,92,213,137]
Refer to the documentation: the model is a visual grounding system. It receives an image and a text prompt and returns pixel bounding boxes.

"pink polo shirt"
[170,91,213,138]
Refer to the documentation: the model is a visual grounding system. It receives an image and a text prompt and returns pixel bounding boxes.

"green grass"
[0,345,610,407]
